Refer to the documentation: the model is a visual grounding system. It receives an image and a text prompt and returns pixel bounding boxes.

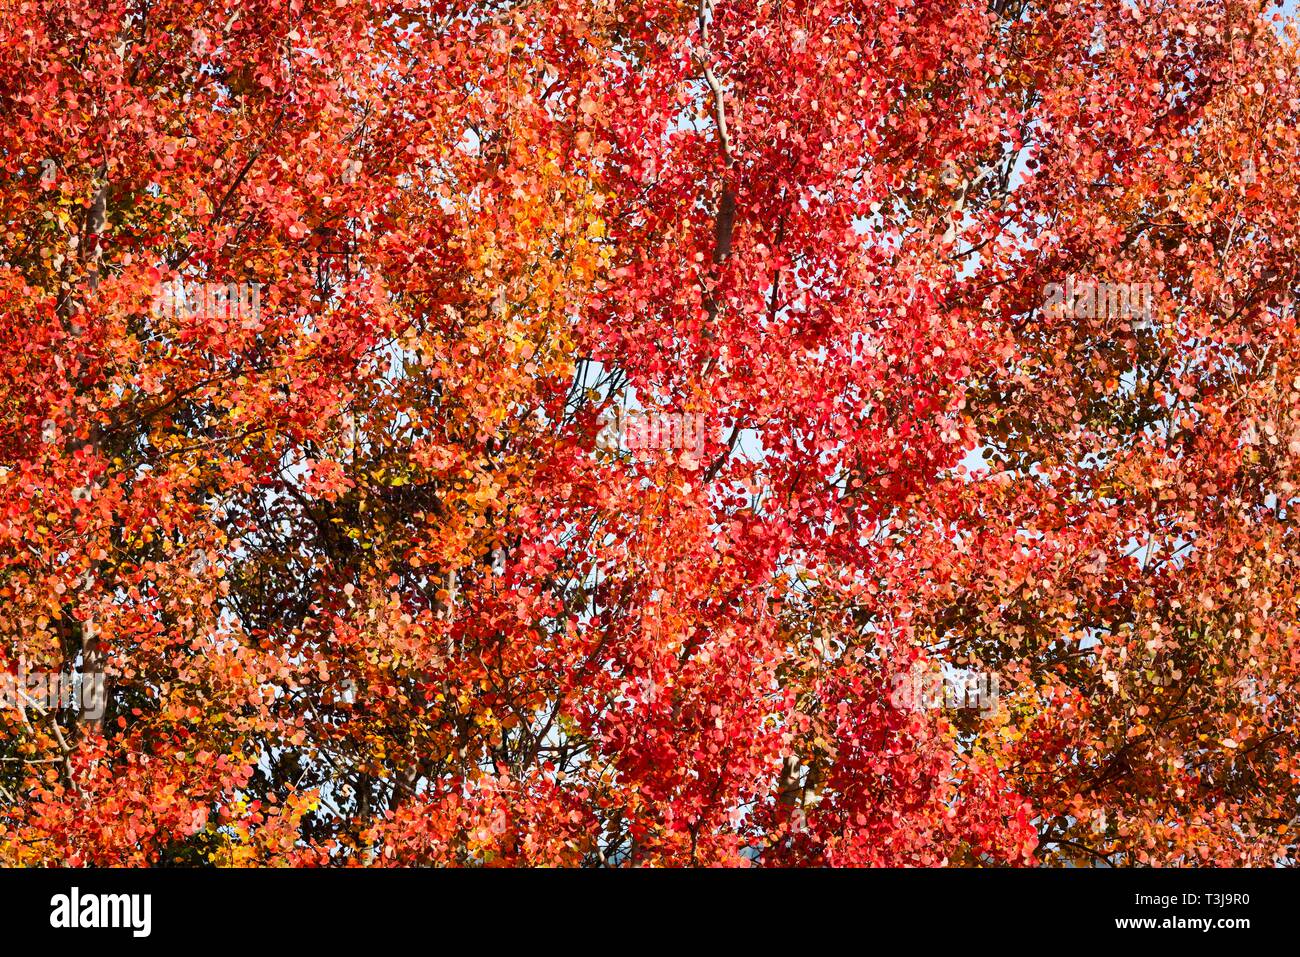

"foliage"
[1,0,1298,867]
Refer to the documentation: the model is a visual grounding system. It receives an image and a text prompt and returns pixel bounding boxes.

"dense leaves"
[1,0,1298,866]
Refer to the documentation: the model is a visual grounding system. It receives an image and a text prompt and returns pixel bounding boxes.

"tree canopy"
[2,0,1299,867]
